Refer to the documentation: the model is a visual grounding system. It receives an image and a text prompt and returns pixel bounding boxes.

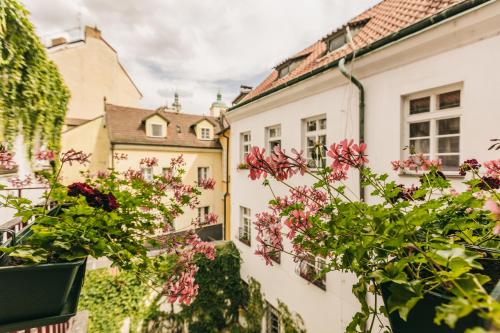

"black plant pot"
[0,258,86,331]
[380,258,500,333]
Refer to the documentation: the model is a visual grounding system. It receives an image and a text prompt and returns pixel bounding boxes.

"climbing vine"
[79,269,150,333]
[0,0,69,157]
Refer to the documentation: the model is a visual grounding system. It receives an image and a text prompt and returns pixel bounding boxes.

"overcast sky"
[22,0,380,115]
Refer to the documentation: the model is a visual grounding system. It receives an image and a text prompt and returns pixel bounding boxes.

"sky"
[22,0,380,115]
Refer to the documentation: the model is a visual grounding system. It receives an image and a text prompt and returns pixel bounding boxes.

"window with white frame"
[266,125,282,152]
[197,167,209,183]
[404,86,462,172]
[266,302,281,333]
[201,127,211,140]
[198,206,210,224]
[240,132,252,162]
[298,253,326,290]
[141,167,153,181]
[303,115,327,168]
[239,206,251,246]
[150,124,164,137]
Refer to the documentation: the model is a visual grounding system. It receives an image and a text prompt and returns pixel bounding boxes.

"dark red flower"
[102,193,119,212]
[68,182,96,197]
[478,176,500,190]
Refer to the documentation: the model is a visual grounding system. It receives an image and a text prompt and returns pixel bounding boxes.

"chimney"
[232,85,253,105]
[85,26,102,39]
[51,37,67,47]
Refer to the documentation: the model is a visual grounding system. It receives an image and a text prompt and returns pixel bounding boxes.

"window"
[266,125,282,152]
[404,85,462,172]
[198,206,210,224]
[240,132,252,162]
[151,124,164,137]
[201,128,211,140]
[266,303,281,333]
[277,58,303,79]
[327,33,347,52]
[239,206,251,246]
[142,167,153,181]
[198,167,209,183]
[303,116,327,168]
[297,254,326,290]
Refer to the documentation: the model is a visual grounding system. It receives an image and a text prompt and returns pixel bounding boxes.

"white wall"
[228,4,500,332]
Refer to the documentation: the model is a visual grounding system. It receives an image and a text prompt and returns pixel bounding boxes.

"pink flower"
[61,149,91,166]
[484,199,500,221]
[199,178,216,190]
[327,139,368,172]
[140,157,159,168]
[484,159,500,178]
[254,212,283,266]
[113,153,128,161]
[0,146,15,170]
[35,150,56,161]
[8,175,32,188]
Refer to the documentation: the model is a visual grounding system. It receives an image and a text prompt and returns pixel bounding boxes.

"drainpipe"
[338,57,365,202]
[220,115,230,241]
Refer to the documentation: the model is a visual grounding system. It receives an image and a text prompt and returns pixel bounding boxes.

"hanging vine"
[0,0,69,157]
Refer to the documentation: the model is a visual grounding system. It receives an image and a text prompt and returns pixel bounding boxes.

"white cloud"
[22,0,380,114]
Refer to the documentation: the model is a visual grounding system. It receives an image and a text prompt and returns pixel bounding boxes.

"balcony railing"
[238,227,251,246]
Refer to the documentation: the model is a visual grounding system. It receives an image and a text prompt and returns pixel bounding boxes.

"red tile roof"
[237,0,468,105]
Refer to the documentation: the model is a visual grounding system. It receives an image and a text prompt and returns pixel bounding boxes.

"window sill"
[398,171,465,179]
[298,271,326,291]
[238,237,251,247]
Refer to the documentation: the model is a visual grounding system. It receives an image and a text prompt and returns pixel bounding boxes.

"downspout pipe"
[220,115,230,241]
[338,57,365,202]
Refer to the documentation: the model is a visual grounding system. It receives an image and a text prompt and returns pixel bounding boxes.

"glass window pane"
[307,137,315,147]
[269,128,276,138]
[438,136,460,153]
[438,118,460,135]
[319,118,327,130]
[409,122,430,137]
[270,140,281,150]
[328,34,346,52]
[409,97,430,115]
[439,155,460,171]
[307,120,316,132]
[318,135,326,145]
[410,139,430,154]
[438,90,460,109]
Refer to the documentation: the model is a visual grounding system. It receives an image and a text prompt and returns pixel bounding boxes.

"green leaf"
[386,282,423,321]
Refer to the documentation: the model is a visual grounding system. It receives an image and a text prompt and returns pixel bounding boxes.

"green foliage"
[79,268,150,333]
[0,0,70,156]
[241,278,266,333]
[277,300,306,333]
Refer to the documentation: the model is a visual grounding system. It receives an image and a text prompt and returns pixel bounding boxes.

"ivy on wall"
[79,269,149,333]
[0,0,69,156]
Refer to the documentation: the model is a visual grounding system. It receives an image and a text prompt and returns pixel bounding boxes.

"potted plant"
[245,143,499,332]
[0,150,218,330]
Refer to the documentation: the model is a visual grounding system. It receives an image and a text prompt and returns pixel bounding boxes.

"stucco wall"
[227,4,500,332]
[49,36,141,121]
[60,117,110,183]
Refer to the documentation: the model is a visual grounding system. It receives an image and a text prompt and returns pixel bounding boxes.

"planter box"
[0,258,86,330]
[380,276,499,333]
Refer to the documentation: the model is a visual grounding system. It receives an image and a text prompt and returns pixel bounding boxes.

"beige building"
[63,101,226,236]
[48,26,142,129]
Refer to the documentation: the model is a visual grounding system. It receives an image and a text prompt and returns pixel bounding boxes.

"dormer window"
[201,128,211,140]
[151,124,163,137]
[327,33,347,52]
[276,55,308,79]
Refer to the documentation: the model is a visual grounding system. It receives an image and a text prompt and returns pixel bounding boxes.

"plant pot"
[380,258,500,333]
[0,258,86,330]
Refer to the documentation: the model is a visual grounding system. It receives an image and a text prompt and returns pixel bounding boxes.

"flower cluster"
[246,146,307,181]
[8,175,32,188]
[67,182,119,212]
[198,177,216,190]
[484,159,500,178]
[254,212,283,266]
[391,154,441,172]
[0,146,15,169]
[140,157,159,168]
[459,159,481,176]
[113,152,128,161]
[327,139,368,172]
[35,150,56,161]
[60,149,91,166]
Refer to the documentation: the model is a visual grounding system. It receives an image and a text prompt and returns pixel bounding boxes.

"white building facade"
[227,1,500,332]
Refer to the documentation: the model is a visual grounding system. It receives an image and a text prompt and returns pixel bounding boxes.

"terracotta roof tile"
[105,104,222,149]
[239,0,466,104]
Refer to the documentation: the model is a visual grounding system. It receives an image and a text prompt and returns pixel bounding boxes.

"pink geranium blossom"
[61,149,91,166]
[484,159,500,178]
[199,177,216,190]
[0,146,15,170]
[35,150,56,161]
[140,157,159,168]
